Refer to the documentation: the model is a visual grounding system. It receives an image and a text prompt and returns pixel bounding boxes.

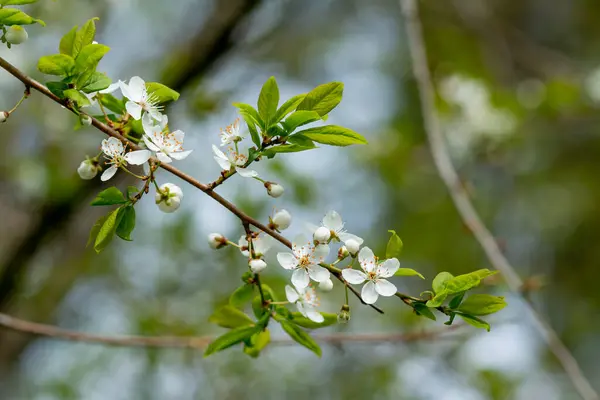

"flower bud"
[338,246,349,259]
[249,259,267,273]
[80,114,92,126]
[155,183,183,213]
[265,182,284,198]
[313,226,331,244]
[0,111,8,123]
[5,26,28,45]
[318,278,333,292]
[345,239,360,256]
[77,159,99,180]
[272,209,291,230]
[208,233,227,249]
[338,304,350,324]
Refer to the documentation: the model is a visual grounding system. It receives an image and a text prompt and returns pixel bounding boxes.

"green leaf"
[280,320,321,357]
[443,269,498,295]
[426,292,448,308]
[232,103,264,130]
[146,82,180,104]
[63,89,90,107]
[0,0,39,4]
[59,26,78,57]
[273,93,305,123]
[395,268,424,279]
[126,186,139,200]
[297,82,343,116]
[289,312,337,329]
[73,18,98,58]
[432,272,454,294]
[413,303,436,321]
[116,205,136,241]
[456,313,491,331]
[257,76,279,128]
[294,125,367,146]
[94,207,125,253]
[458,294,507,316]
[386,230,403,259]
[209,305,254,329]
[74,44,109,75]
[229,284,255,308]
[0,8,44,25]
[87,214,108,248]
[448,292,465,309]
[282,110,320,133]
[100,93,125,114]
[204,326,258,357]
[91,187,128,206]
[37,54,75,76]
[81,72,111,93]
[286,134,316,147]
[243,329,271,358]
[46,81,68,98]
[261,144,316,158]
[239,113,261,147]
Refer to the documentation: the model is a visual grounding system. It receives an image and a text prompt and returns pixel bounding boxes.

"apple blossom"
[277,236,330,288]
[265,182,284,198]
[155,183,183,213]
[272,209,292,230]
[100,137,151,181]
[208,233,227,249]
[341,247,399,304]
[119,76,162,121]
[77,159,99,180]
[5,26,28,45]
[238,234,273,257]
[212,145,258,178]
[313,226,331,244]
[321,210,363,245]
[285,285,324,323]
[318,278,334,292]
[249,259,267,273]
[220,118,245,146]
[0,111,8,123]
[142,114,192,163]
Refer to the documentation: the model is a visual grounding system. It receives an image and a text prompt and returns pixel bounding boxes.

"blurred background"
[1,0,599,398]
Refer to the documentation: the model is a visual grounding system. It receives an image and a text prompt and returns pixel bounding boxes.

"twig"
[399,1,598,399]
[0,312,461,348]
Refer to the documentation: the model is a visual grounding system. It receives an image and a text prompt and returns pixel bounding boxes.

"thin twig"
[0,312,461,348]
[399,1,598,399]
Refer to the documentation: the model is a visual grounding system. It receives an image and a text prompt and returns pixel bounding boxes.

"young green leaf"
[456,313,491,331]
[94,206,125,253]
[243,329,271,358]
[100,93,126,114]
[208,305,255,329]
[38,54,75,76]
[81,72,111,93]
[294,125,367,146]
[386,230,403,259]
[297,82,343,116]
[87,214,109,248]
[286,134,316,147]
[448,292,465,309]
[46,81,68,98]
[204,326,258,357]
[0,8,44,26]
[280,320,321,357]
[74,44,109,75]
[232,103,264,130]
[413,303,436,321]
[443,269,497,295]
[261,144,316,158]
[73,18,98,57]
[457,294,506,316]
[257,76,279,128]
[63,89,91,107]
[59,26,78,57]
[239,113,261,148]
[273,93,305,123]
[395,268,424,279]
[91,187,128,206]
[126,186,139,200]
[116,205,136,241]
[289,312,338,329]
[229,284,255,308]
[146,82,180,104]
[0,0,40,5]
[282,110,320,133]
[426,291,448,308]
[432,272,454,294]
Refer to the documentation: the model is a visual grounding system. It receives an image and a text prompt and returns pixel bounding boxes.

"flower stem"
[119,167,145,180]
[8,87,29,114]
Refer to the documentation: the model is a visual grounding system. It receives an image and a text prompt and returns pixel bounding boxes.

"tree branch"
[399,1,598,399]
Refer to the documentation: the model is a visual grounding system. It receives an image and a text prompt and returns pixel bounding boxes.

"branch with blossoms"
[0,9,507,358]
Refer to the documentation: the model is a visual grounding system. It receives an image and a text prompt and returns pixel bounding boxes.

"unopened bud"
[272,209,291,230]
[338,246,349,259]
[318,278,333,292]
[338,304,350,324]
[80,114,92,126]
[0,111,8,123]
[345,239,360,256]
[77,159,99,180]
[6,26,28,45]
[155,183,183,213]
[313,226,331,244]
[265,181,284,198]
[249,259,267,273]
[208,233,227,249]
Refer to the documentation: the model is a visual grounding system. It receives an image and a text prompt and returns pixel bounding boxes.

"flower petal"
[375,279,397,296]
[358,247,376,273]
[277,252,298,270]
[119,81,133,100]
[127,76,146,102]
[323,210,343,231]
[100,165,118,181]
[377,258,400,278]
[285,285,299,303]
[305,310,324,323]
[313,244,329,261]
[124,150,151,165]
[99,82,120,94]
[236,167,258,178]
[341,268,367,284]
[291,269,310,289]
[361,281,379,304]
[214,156,232,171]
[126,101,143,120]
[170,150,192,161]
[142,135,161,152]
[339,232,364,245]
[156,151,172,164]
[102,137,123,157]
[307,264,330,282]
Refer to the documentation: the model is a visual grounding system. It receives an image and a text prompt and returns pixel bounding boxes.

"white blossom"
[285,285,324,323]
[208,233,227,249]
[100,137,151,181]
[313,226,331,244]
[6,25,28,45]
[142,114,192,163]
[321,210,363,246]
[212,144,258,178]
[277,235,330,289]
[220,118,245,146]
[119,76,162,121]
[318,278,334,292]
[341,247,399,304]
[238,234,273,257]
[249,259,267,273]
[77,159,99,180]
[0,111,8,123]
[83,82,121,108]
[345,239,360,256]
[155,183,183,213]
[272,209,292,230]
[265,182,284,198]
